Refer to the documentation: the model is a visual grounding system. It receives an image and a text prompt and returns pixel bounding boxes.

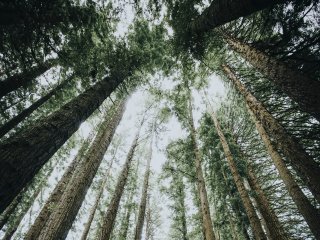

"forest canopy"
[0,0,319,239]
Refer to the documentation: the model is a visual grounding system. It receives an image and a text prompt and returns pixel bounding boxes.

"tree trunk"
[0,192,23,230]
[246,165,289,240]
[175,173,189,240]
[24,133,94,240]
[188,91,216,240]
[209,110,266,240]
[222,65,320,204]
[134,129,154,240]
[189,0,286,37]
[249,108,320,239]
[0,74,126,213]
[0,76,71,138]
[37,101,125,240]
[223,35,320,121]
[80,154,116,240]
[119,191,135,240]
[0,59,58,99]
[145,195,152,240]
[97,128,141,240]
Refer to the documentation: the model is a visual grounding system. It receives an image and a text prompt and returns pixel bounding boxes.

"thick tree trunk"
[246,165,289,240]
[189,0,286,36]
[209,110,266,240]
[97,129,141,240]
[0,75,125,213]
[0,76,70,138]
[37,101,125,240]
[188,92,216,240]
[80,155,115,240]
[134,130,154,240]
[24,133,94,240]
[223,65,320,204]
[0,59,58,99]
[223,35,320,121]
[250,109,320,239]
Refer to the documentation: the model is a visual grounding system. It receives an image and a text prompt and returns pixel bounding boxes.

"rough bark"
[250,108,320,239]
[0,59,58,99]
[189,0,286,36]
[134,130,153,240]
[188,92,216,240]
[246,165,289,240]
[0,76,70,138]
[37,101,125,240]
[80,155,115,240]
[24,133,95,240]
[224,35,320,121]
[209,110,266,240]
[223,65,320,204]
[97,129,140,240]
[0,75,125,213]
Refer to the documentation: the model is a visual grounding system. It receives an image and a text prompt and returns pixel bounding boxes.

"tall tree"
[24,132,95,240]
[222,34,320,121]
[37,100,125,240]
[222,64,320,204]
[97,123,142,240]
[208,109,267,240]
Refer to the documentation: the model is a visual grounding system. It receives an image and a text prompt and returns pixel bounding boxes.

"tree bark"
[134,128,154,240]
[189,0,286,36]
[0,59,58,99]
[188,91,216,240]
[24,133,95,240]
[223,35,320,121]
[209,110,267,240]
[37,101,125,240]
[97,128,141,240]
[0,75,125,213]
[249,108,320,239]
[80,154,116,240]
[0,76,71,138]
[223,65,320,204]
[246,165,289,240]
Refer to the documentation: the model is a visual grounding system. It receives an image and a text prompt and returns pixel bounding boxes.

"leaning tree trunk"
[37,101,125,240]
[80,154,116,240]
[189,0,286,36]
[222,65,320,204]
[223,35,320,121]
[210,110,266,240]
[24,132,95,240]
[250,109,320,239]
[0,75,71,138]
[187,91,216,240]
[246,164,289,240]
[0,58,58,99]
[0,191,24,230]
[0,73,127,213]
[134,128,154,240]
[97,128,141,240]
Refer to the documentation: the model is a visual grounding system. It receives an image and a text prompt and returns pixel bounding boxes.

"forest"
[0,0,319,239]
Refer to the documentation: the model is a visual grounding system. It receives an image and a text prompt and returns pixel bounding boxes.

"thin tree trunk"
[0,74,126,213]
[97,127,141,240]
[145,195,152,240]
[209,110,266,240]
[134,128,154,240]
[24,132,94,240]
[79,154,116,240]
[0,76,71,138]
[223,35,320,121]
[175,173,188,240]
[249,108,320,239]
[0,192,23,230]
[189,0,286,37]
[246,164,289,240]
[222,65,320,204]
[187,91,216,240]
[119,191,135,240]
[0,59,58,99]
[37,101,125,239]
